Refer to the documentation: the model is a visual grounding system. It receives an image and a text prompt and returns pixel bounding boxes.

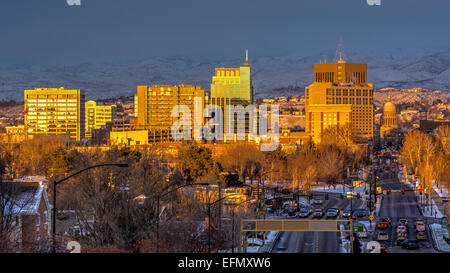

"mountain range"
[1,48,450,101]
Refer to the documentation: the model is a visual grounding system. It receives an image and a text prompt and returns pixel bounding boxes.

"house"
[0,178,51,252]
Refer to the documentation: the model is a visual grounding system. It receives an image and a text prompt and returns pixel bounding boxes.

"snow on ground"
[420,198,444,218]
[339,224,351,253]
[432,183,449,200]
[311,182,369,195]
[430,224,450,252]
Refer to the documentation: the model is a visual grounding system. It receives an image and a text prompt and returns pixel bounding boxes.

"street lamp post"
[230,198,256,253]
[52,162,128,253]
[155,182,209,253]
[206,193,244,253]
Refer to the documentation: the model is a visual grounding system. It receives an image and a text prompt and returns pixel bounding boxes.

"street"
[270,162,441,253]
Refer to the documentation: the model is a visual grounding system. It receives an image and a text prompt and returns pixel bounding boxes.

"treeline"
[0,100,23,107]
[400,125,450,199]
[0,124,370,253]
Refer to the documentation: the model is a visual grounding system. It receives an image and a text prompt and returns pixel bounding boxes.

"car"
[326,208,338,218]
[398,218,408,227]
[416,223,426,232]
[313,209,324,218]
[416,231,427,240]
[298,208,310,218]
[396,224,407,234]
[380,217,392,226]
[415,218,425,225]
[377,232,389,241]
[313,198,323,205]
[342,208,352,218]
[356,208,367,217]
[377,220,390,229]
[401,239,420,250]
[330,207,340,214]
[396,233,408,245]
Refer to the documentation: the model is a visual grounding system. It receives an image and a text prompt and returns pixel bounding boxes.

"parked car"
[313,209,324,218]
[401,239,420,250]
[416,231,427,240]
[326,208,338,218]
[377,232,389,241]
[342,208,352,218]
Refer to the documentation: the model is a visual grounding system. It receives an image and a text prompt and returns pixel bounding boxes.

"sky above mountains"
[1,0,450,66]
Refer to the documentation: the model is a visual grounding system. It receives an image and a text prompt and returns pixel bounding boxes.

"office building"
[210,51,253,142]
[24,87,85,141]
[135,84,205,142]
[305,46,374,143]
[85,100,114,138]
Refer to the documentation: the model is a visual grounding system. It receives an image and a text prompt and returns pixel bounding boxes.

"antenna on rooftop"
[335,36,347,63]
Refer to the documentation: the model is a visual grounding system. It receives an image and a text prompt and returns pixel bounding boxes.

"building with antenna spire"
[209,50,253,142]
[305,39,374,143]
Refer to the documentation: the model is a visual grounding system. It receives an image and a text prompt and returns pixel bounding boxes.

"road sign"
[383,190,387,195]
[353,224,364,233]
[391,189,401,193]
[353,181,361,187]
[377,187,382,194]
[369,215,374,221]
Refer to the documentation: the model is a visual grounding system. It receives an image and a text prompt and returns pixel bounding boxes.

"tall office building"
[24,87,85,141]
[305,45,373,143]
[135,84,205,142]
[85,100,114,138]
[210,50,253,142]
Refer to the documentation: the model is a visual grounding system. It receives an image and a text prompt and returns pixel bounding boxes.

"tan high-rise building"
[135,84,205,142]
[24,87,85,141]
[210,51,253,142]
[305,58,374,143]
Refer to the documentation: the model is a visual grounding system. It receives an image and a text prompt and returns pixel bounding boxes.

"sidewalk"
[430,224,450,252]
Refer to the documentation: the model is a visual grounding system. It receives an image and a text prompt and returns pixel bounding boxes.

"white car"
[313,198,323,205]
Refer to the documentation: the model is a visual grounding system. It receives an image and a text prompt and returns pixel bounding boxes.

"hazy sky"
[1,0,450,65]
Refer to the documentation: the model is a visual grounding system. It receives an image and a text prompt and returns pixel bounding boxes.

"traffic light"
[357,193,361,199]
[367,201,371,208]
[386,189,390,195]
[401,188,405,195]
[419,188,423,195]
[340,194,344,199]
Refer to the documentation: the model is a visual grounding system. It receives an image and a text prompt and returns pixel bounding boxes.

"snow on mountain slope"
[1,50,450,101]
